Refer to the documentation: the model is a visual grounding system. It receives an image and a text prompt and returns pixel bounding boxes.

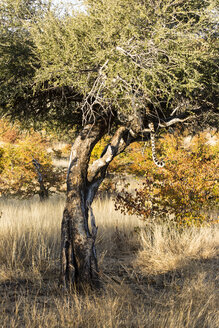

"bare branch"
[141,128,151,134]
[116,46,147,69]
[32,158,43,182]
[158,115,195,128]
[81,60,109,123]
[170,105,180,116]
[32,158,48,200]
[87,126,127,183]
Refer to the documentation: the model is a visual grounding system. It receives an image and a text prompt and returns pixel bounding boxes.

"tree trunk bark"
[32,158,49,201]
[60,121,134,289]
[60,121,107,289]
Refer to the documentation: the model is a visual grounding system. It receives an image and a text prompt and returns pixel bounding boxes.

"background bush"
[114,130,218,227]
[0,119,64,198]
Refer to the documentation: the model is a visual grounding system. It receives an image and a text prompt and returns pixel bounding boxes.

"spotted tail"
[148,123,165,168]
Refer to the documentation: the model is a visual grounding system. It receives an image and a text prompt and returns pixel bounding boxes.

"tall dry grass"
[0,196,218,327]
[136,224,219,275]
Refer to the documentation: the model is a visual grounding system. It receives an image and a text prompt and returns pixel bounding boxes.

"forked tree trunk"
[59,120,132,289]
[60,121,107,288]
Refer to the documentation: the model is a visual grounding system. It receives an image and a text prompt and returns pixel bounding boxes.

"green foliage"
[0,0,218,128]
[31,0,218,118]
[0,1,42,107]
[0,0,60,127]
[115,131,219,227]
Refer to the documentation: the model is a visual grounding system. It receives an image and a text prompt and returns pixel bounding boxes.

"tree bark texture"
[60,120,134,289]
[32,158,49,201]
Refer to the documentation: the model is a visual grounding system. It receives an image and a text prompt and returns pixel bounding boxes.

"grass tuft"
[0,196,218,327]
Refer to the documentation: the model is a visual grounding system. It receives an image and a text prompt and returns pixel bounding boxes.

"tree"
[0,0,43,118]
[0,0,218,289]
[0,119,64,199]
[115,131,219,227]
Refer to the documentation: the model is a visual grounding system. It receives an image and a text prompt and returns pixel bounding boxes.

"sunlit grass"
[0,196,218,328]
[136,223,219,275]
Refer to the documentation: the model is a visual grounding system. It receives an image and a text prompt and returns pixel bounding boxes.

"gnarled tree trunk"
[59,120,134,289]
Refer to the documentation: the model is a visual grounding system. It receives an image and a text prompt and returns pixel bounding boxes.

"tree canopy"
[1,0,218,289]
[0,1,43,118]
[0,0,218,131]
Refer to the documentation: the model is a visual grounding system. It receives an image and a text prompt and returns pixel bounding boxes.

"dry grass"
[136,224,219,275]
[0,196,218,328]
[52,158,69,168]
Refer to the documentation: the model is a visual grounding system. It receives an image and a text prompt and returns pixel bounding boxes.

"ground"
[0,197,218,328]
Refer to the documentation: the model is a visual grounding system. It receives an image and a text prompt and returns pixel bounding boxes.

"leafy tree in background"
[0,0,218,288]
[0,0,42,117]
[115,131,219,227]
[0,119,64,199]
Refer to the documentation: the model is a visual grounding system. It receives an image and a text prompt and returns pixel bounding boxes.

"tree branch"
[85,126,132,205]
[66,120,108,192]
[158,114,195,128]
[87,126,127,183]
[32,158,48,200]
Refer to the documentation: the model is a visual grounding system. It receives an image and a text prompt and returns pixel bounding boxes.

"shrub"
[115,131,219,227]
[0,125,64,198]
[0,118,21,143]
